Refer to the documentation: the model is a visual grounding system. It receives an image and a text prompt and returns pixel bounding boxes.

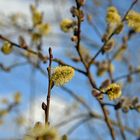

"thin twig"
[0,62,28,72]
[116,111,126,140]
[46,48,53,124]
[74,1,116,140]
[114,70,140,82]
[66,117,91,135]
[0,34,42,57]
[55,113,89,128]
[42,48,53,124]
[53,58,87,75]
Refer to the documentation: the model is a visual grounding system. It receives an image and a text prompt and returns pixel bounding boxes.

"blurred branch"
[85,12,102,38]
[0,34,87,76]
[66,117,91,135]
[53,58,87,75]
[55,113,89,128]
[0,102,19,118]
[0,34,43,58]
[88,0,138,68]
[116,111,126,140]
[114,69,140,82]
[0,62,28,72]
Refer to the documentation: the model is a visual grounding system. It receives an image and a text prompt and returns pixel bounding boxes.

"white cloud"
[24,95,80,126]
[0,0,30,14]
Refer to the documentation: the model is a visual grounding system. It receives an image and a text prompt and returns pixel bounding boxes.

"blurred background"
[0,0,140,140]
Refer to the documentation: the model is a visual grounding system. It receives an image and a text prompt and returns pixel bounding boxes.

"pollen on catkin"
[24,122,60,140]
[51,66,75,86]
[106,6,121,25]
[1,41,13,55]
[102,83,122,100]
[60,19,74,32]
[30,5,42,26]
[14,92,21,104]
[36,23,51,36]
[126,10,140,32]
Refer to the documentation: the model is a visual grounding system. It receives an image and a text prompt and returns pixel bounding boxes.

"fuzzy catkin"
[106,6,121,25]
[51,66,75,86]
[126,10,140,32]
[102,83,122,100]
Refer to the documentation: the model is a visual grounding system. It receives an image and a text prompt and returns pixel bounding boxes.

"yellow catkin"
[114,45,127,60]
[1,98,8,104]
[115,23,124,34]
[103,38,115,53]
[60,19,73,32]
[51,66,75,86]
[97,61,114,77]
[30,5,42,26]
[102,83,122,100]
[1,41,13,55]
[36,23,51,36]
[14,92,21,104]
[0,110,8,117]
[110,63,115,74]
[0,120,4,126]
[106,6,121,25]
[16,116,26,126]
[31,33,41,42]
[136,105,140,112]
[126,10,140,32]
[24,122,60,140]
[97,69,106,77]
